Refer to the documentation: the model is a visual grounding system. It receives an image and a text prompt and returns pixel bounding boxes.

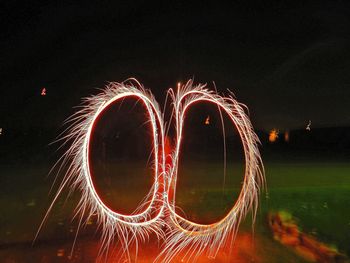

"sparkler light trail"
[159,81,264,262]
[39,79,264,262]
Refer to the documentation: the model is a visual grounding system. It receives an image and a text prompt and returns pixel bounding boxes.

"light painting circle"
[159,85,264,261]
[46,79,264,262]
[84,92,164,223]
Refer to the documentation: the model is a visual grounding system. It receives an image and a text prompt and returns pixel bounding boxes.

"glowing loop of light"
[85,91,165,226]
[48,79,264,262]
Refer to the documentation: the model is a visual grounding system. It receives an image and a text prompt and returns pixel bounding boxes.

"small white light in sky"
[306,120,311,131]
[41,88,46,96]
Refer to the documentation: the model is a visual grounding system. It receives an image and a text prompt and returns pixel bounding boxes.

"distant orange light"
[205,115,210,125]
[269,129,279,143]
[284,131,289,142]
[41,88,46,96]
[56,248,65,257]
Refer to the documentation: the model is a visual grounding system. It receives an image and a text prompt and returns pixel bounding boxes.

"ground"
[0,162,349,262]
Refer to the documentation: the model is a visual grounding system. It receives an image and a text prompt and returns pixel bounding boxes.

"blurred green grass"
[1,161,349,261]
[176,162,350,256]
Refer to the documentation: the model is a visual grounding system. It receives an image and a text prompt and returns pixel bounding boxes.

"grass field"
[176,162,350,256]
[0,161,349,262]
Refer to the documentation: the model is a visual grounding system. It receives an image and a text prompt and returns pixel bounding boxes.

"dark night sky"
[1,1,350,132]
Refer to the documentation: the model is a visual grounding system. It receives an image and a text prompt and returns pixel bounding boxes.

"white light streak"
[39,79,264,262]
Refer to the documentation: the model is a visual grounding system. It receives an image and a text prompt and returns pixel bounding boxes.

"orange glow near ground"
[4,232,258,262]
[69,233,258,262]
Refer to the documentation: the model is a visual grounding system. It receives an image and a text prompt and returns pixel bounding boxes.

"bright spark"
[205,115,210,125]
[41,88,46,96]
[306,120,311,131]
[38,79,265,262]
